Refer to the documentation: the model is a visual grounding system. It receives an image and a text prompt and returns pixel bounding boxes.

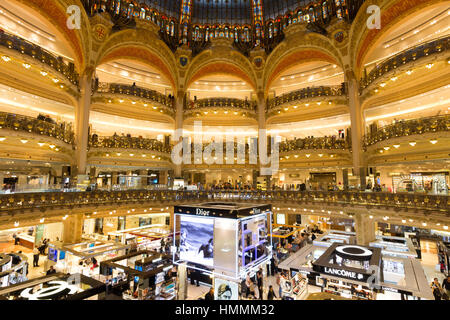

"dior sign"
[196,208,210,216]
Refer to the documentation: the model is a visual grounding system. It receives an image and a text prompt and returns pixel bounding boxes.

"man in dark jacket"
[205,288,214,300]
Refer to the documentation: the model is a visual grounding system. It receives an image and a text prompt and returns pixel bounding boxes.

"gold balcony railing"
[0,112,75,145]
[360,36,450,90]
[186,98,256,111]
[280,136,350,152]
[0,30,79,86]
[267,85,345,110]
[0,190,447,214]
[96,83,174,111]
[89,134,171,153]
[363,115,450,149]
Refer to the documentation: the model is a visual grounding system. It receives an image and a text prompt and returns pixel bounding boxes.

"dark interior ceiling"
[141,0,315,24]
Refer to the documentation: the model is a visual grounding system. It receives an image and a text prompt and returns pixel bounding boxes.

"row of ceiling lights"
[373,60,447,93]
[281,153,336,159]
[105,153,161,160]
[1,55,65,89]
[0,137,60,150]
[277,101,333,114]
[378,139,438,153]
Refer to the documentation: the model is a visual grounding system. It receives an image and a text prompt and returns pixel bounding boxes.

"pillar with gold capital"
[346,70,367,189]
[74,67,95,183]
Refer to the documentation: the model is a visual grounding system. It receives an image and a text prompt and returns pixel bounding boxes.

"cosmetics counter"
[369,235,418,259]
[279,243,434,300]
[313,230,356,247]
[0,252,28,287]
[47,241,130,277]
[0,272,105,300]
[100,250,176,300]
[109,225,173,252]
[281,271,308,300]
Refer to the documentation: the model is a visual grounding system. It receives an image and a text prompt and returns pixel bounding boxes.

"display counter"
[369,235,417,259]
[110,224,173,252]
[280,272,308,300]
[16,233,34,249]
[100,250,176,300]
[0,253,28,287]
[313,230,356,247]
[0,272,105,300]
[47,240,130,278]
[279,243,434,300]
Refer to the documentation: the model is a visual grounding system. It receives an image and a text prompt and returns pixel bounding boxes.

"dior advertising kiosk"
[173,202,273,300]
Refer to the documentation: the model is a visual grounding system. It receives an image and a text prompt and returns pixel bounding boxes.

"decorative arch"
[95,29,178,91]
[349,0,445,77]
[264,32,344,93]
[184,48,258,91]
[11,0,91,72]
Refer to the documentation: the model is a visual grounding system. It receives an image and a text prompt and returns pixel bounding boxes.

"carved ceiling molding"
[13,0,92,72]
[95,28,178,90]
[263,31,344,93]
[349,0,443,77]
[184,46,258,91]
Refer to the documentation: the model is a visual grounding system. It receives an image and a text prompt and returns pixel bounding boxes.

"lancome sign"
[323,267,364,280]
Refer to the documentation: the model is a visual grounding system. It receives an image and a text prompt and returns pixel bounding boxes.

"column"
[62,214,84,244]
[346,70,367,189]
[159,170,168,185]
[74,68,94,179]
[354,212,376,246]
[174,90,185,177]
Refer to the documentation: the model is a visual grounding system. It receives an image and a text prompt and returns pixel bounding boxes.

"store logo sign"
[323,267,364,280]
[196,208,210,216]
[20,280,78,300]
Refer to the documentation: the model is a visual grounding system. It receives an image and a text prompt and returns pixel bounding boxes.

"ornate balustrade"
[89,134,171,153]
[96,83,174,111]
[0,112,74,145]
[0,190,447,214]
[363,115,450,149]
[186,98,256,111]
[280,136,350,152]
[267,85,345,110]
[0,30,79,86]
[360,36,450,90]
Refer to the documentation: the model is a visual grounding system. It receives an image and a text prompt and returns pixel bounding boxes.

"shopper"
[204,288,214,300]
[245,275,253,298]
[267,285,277,300]
[46,266,56,275]
[442,275,450,299]
[431,278,443,300]
[276,273,282,298]
[12,233,19,245]
[33,247,40,267]
[257,269,263,300]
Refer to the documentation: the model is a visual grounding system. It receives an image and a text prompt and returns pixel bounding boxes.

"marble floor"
[419,240,445,284]
[0,241,48,279]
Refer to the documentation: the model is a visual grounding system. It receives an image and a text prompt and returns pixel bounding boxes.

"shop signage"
[382,286,398,293]
[253,208,261,214]
[195,208,210,216]
[323,267,364,280]
[20,280,78,300]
